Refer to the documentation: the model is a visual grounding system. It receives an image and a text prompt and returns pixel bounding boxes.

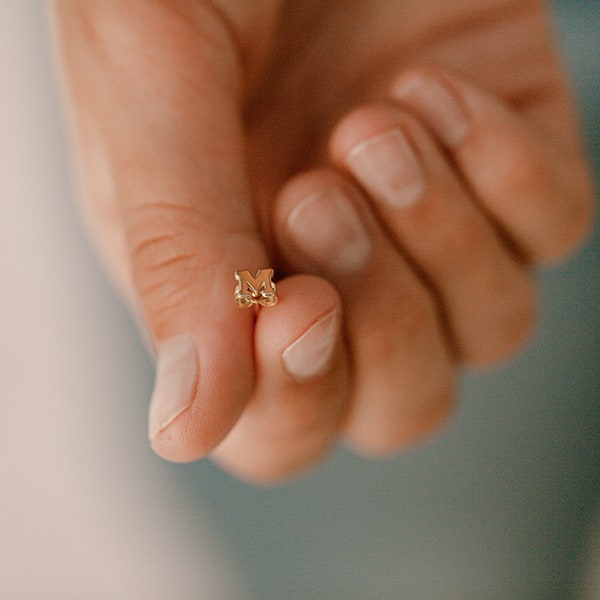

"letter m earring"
[234,269,278,308]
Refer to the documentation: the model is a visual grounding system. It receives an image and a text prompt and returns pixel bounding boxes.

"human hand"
[52,0,592,482]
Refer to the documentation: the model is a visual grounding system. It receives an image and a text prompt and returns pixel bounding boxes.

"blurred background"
[1,1,598,598]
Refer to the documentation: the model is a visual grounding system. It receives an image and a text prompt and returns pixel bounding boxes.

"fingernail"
[286,187,372,274]
[148,333,198,440]
[345,130,425,208]
[392,75,470,147]
[282,308,339,381]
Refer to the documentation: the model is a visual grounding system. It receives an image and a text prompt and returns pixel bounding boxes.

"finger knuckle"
[360,288,437,368]
[396,282,439,341]
[433,210,489,261]
[493,137,547,199]
[349,385,455,456]
[125,203,222,332]
[502,277,537,350]
[467,275,537,365]
[130,207,200,278]
[543,167,595,262]
[493,137,594,262]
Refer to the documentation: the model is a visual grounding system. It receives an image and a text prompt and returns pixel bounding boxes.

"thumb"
[54,3,269,461]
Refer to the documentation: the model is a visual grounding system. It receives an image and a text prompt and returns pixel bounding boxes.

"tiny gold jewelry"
[234,269,278,308]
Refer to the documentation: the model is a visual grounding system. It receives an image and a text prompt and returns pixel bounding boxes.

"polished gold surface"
[234,269,278,308]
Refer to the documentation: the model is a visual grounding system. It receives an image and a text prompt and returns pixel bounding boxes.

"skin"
[52,0,593,483]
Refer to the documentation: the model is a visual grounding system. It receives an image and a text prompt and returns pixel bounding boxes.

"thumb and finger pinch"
[213,276,350,484]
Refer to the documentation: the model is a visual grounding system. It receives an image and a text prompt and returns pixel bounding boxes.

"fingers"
[389,68,594,263]
[329,104,537,364]
[54,3,267,462]
[212,276,349,483]
[270,67,592,461]
[54,0,594,480]
[276,170,455,454]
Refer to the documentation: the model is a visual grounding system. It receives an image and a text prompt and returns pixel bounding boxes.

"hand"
[52,0,592,482]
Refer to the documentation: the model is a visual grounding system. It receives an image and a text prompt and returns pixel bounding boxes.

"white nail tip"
[148,333,198,440]
[282,309,339,381]
[345,130,425,208]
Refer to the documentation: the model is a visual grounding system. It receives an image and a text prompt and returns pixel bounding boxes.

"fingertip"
[148,306,257,463]
[149,369,253,464]
[254,274,344,382]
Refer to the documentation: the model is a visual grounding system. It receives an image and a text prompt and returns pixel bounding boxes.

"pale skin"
[52,0,593,483]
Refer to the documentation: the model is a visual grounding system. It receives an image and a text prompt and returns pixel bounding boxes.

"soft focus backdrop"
[1,2,598,599]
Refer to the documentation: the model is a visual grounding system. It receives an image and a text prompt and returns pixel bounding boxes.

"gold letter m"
[234,269,277,308]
